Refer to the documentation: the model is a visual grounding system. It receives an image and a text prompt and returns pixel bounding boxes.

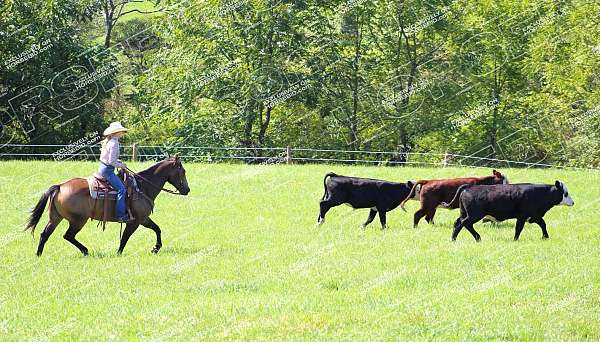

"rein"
[124,167,185,196]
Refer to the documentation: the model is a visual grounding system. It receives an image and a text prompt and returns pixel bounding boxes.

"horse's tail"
[25,185,60,234]
[441,184,470,209]
[400,180,427,212]
[321,172,337,200]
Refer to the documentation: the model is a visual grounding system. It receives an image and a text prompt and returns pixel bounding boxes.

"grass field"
[1,161,599,340]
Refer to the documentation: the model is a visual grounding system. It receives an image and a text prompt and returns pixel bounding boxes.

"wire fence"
[1,143,599,172]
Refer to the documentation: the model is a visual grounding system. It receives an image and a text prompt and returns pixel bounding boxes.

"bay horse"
[26,156,190,256]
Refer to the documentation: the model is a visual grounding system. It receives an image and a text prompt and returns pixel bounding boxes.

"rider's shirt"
[100,137,125,168]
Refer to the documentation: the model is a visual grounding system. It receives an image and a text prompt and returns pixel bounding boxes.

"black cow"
[317,172,419,229]
[443,181,574,241]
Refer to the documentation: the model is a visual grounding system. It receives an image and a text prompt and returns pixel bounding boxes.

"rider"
[98,121,131,222]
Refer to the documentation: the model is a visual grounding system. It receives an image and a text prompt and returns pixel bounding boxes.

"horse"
[26,156,190,256]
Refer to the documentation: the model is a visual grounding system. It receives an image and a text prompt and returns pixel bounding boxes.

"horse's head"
[164,155,190,195]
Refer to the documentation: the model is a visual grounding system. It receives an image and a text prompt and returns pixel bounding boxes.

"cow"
[399,170,508,228]
[317,172,420,229]
[442,181,574,241]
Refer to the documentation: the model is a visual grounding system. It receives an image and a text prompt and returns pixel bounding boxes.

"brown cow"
[399,170,508,227]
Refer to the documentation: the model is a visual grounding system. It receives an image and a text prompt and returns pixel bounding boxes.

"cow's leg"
[530,217,549,239]
[513,217,527,241]
[452,217,464,241]
[425,210,436,225]
[378,209,388,230]
[362,209,377,229]
[413,208,427,228]
[464,222,481,242]
[317,200,333,225]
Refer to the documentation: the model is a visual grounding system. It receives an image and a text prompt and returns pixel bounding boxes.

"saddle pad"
[86,176,118,200]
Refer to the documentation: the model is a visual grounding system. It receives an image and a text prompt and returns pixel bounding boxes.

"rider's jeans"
[98,163,127,219]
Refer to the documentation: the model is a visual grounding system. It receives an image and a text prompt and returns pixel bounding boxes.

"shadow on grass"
[87,250,122,259]
[157,246,214,256]
[485,221,514,229]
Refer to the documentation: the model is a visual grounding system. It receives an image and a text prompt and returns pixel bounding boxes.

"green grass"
[119,0,163,22]
[87,0,162,46]
[1,161,599,340]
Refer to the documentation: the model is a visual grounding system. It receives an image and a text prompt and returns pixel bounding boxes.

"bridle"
[124,166,186,196]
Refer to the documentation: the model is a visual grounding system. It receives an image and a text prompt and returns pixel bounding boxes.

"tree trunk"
[104,21,114,48]
[258,106,271,146]
[350,15,361,154]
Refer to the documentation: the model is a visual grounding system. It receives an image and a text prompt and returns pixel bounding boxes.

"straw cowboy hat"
[103,122,129,136]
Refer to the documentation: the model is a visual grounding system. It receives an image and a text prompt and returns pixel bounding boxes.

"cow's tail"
[25,185,60,234]
[441,184,470,209]
[400,180,427,212]
[321,172,337,200]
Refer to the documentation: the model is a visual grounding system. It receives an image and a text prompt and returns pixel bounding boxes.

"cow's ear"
[492,169,498,175]
[407,181,414,187]
[555,180,561,189]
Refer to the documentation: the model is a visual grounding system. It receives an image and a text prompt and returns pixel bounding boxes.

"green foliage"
[0,0,112,146]
[1,0,598,167]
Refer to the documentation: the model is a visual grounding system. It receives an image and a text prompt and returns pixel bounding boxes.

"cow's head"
[407,180,421,199]
[555,180,574,206]
[492,169,509,184]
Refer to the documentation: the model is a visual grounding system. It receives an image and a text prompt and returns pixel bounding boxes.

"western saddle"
[86,170,142,229]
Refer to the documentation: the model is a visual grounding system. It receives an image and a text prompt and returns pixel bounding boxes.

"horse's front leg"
[141,217,162,254]
[117,222,139,255]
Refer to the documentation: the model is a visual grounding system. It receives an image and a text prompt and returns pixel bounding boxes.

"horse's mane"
[138,158,176,177]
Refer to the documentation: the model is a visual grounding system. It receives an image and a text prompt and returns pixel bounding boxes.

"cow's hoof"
[151,247,161,254]
[542,235,549,240]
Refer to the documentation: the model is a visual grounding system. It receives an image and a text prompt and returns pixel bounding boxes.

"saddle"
[86,170,142,229]
[87,176,118,200]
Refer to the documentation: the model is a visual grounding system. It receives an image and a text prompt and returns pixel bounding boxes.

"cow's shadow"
[482,221,514,229]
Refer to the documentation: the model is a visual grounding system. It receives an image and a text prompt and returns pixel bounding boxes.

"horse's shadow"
[87,245,209,258]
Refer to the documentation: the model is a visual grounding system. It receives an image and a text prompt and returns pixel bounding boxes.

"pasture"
[1,161,599,340]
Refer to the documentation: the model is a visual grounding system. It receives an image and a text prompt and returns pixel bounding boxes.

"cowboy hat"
[103,122,129,136]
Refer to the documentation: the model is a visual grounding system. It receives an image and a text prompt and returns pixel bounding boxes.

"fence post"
[286,146,292,164]
[132,143,138,162]
[442,151,449,167]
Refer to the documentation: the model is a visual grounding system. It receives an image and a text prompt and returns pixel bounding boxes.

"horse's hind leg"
[141,217,162,254]
[63,218,89,256]
[36,216,63,256]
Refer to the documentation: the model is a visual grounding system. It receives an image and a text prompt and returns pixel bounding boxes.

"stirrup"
[117,215,134,223]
